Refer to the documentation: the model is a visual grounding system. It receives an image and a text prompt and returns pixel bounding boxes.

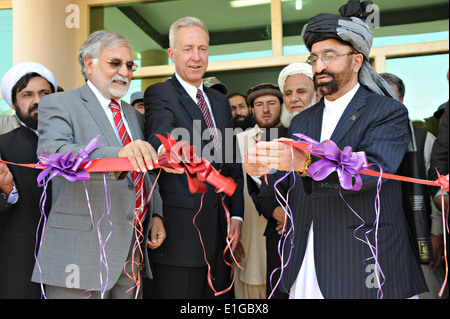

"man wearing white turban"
[0,62,57,298]
[278,62,318,128]
[1,62,57,135]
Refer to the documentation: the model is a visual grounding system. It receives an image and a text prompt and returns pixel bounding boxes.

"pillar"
[12,0,79,91]
[140,49,169,90]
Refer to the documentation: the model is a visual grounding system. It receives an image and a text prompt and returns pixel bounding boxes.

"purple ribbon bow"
[294,133,369,191]
[36,135,100,186]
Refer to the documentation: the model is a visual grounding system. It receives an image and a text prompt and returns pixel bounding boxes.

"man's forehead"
[254,95,280,102]
[285,73,314,86]
[19,76,51,91]
[99,44,133,59]
[310,38,352,53]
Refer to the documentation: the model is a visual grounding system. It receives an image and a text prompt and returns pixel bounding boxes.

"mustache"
[110,75,129,84]
[313,70,336,81]
[28,104,39,115]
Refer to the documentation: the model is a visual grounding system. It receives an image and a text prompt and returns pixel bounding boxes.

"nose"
[261,103,270,113]
[313,58,327,75]
[191,48,202,61]
[117,62,130,77]
[32,92,42,105]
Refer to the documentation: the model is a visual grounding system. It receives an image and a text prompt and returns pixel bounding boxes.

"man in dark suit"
[0,62,57,298]
[244,0,427,298]
[144,16,244,299]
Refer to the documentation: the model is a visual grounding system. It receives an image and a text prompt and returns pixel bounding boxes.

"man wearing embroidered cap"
[0,62,56,298]
[244,0,427,298]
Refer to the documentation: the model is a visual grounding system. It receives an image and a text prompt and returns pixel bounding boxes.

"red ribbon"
[1,134,238,297]
[278,138,449,192]
[0,134,237,197]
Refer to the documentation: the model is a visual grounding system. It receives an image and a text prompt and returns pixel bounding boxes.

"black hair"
[11,72,55,105]
[380,72,405,99]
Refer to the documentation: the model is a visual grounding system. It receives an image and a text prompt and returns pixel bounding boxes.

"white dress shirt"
[87,80,135,143]
[290,83,360,299]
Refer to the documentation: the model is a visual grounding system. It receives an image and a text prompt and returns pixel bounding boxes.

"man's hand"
[243,140,308,176]
[147,215,166,250]
[118,139,158,172]
[272,206,287,235]
[229,219,242,256]
[0,162,14,197]
[434,194,449,213]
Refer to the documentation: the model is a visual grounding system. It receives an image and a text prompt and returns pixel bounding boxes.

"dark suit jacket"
[144,75,244,267]
[253,85,427,298]
[0,126,50,298]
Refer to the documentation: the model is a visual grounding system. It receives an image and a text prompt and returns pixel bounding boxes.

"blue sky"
[1,9,448,121]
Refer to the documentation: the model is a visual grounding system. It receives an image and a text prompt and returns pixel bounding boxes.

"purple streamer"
[34,135,100,299]
[268,143,299,299]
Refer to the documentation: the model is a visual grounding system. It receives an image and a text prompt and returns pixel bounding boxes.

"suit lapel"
[169,76,204,123]
[79,84,121,148]
[122,102,143,141]
[308,101,325,142]
[329,86,367,146]
[204,86,225,132]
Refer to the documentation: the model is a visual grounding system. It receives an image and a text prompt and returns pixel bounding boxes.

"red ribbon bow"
[155,133,237,196]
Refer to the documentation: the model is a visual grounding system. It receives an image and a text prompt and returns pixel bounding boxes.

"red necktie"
[110,100,147,224]
[197,89,221,158]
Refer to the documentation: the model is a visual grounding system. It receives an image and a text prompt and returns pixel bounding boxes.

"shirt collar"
[87,80,122,111]
[324,82,360,110]
[175,73,205,102]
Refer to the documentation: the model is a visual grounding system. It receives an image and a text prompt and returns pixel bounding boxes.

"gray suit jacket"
[32,83,162,291]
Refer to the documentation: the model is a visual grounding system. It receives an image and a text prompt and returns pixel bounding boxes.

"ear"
[167,48,175,64]
[353,53,364,73]
[84,58,94,76]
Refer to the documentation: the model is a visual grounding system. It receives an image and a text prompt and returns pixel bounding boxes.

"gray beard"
[280,96,316,127]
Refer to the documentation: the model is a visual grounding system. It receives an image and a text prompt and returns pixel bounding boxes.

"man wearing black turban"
[244,0,428,298]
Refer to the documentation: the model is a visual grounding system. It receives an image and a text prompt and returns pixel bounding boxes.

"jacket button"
[128,183,134,190]
[304,225,310,232]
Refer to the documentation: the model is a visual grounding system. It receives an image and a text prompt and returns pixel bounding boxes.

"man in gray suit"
[32,30,166,299]
[244,0,427,298]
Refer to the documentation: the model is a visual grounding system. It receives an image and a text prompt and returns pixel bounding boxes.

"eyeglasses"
[306,52,358,66]
[104,59,138,72]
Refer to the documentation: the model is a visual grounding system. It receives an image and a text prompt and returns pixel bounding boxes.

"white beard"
[108,75,129,98]
[280,95,317,127]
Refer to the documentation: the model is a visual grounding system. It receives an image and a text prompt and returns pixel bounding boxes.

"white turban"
[1,62,57,108]
[278,62,313,94]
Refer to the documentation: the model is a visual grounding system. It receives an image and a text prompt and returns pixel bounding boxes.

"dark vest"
[0,126,51,298]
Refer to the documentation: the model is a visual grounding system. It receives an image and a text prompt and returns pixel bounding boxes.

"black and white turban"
[301,0,397,99]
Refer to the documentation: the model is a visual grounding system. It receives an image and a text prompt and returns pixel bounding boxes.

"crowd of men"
[0,0,448,299]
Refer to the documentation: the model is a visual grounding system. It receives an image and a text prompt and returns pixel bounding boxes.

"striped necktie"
[196,89,221,158]
[110,100,147,224]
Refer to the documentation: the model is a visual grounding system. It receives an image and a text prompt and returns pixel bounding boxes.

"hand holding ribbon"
[155,133,237,196]
[291,133,370,191]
